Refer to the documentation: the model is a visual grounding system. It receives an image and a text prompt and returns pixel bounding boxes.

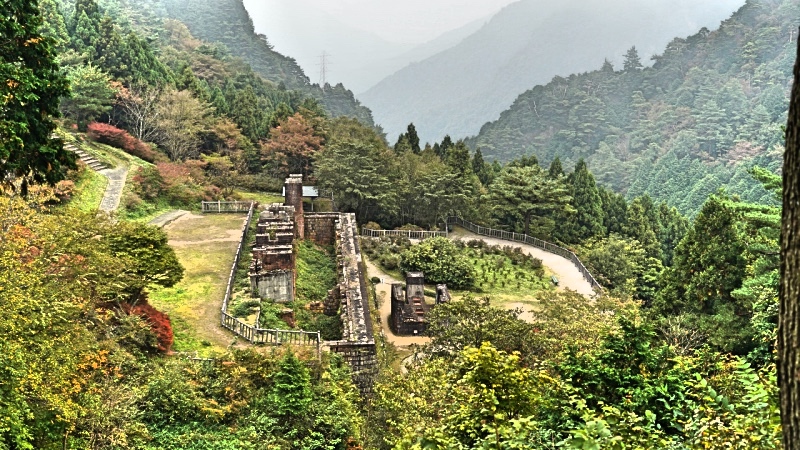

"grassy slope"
[148,213,248,355]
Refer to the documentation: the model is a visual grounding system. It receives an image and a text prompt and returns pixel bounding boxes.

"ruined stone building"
[246,175,377,393]
[390,272,450,336]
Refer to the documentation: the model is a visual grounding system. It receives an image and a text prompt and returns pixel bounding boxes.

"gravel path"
[450,226,596,297]
[98,166,128,213]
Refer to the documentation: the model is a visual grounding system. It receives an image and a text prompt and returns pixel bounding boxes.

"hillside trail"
[449,226,596,297]
[98,166,128,212]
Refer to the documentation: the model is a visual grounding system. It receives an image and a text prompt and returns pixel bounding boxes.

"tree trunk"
[780,28,800,450]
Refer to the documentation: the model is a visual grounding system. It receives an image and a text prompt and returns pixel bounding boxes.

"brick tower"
[284,174,304,238]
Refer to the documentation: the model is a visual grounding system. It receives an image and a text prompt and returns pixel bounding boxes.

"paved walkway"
[148,210,190,227]
[98,166,128,213]
[450,226,596,297]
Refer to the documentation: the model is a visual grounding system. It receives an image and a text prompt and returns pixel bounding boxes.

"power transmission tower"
[318,52,332,90]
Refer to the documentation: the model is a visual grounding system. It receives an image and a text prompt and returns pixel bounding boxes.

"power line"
[317,51,332,89]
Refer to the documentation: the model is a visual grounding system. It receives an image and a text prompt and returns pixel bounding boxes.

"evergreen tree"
[39,0,70,52]
[60,63,116,129]
[624,197,662,260]
[548,156,564,179]
[599,186,628,235]
[435,135,453,159]
[487,165,573,237]
[472,148,491,185]
[656,193,750,353]
[567,159,604,242]
[1,0,73,192]
[71,0,101,57]
[406,122,421,154]
[394,133,412,154]
[445,140,472,176]
[623,46,643,71]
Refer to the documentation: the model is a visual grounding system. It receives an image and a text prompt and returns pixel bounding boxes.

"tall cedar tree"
[1,0,73,193]
[568,159,604,242]
[406,122,421,153]
[780,29,800,450]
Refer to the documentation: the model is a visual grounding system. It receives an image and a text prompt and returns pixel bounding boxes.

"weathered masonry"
[390,272,450,336]
[245,175,377,394]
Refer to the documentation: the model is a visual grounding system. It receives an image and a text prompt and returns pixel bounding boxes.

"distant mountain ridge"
[242,0,490,94]
[360,0,744,144]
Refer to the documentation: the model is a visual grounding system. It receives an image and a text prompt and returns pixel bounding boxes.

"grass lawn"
[148,213,248,355]
[237,191,284,205]
[67,167,108,211]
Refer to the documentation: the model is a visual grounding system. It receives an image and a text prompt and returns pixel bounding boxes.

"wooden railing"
[202,201,254,213]
[446,217,602,292]
[361,228,446,239]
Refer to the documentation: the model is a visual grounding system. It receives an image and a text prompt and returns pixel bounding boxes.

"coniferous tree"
[445,140,472,176]
[406,122,421,153]
[472,149,491,185]
[487,165,573,237]
[623,46,643,71]
[624,198,662,260]
[1,0,73,192]
[548,156,564,179]
[39,0,70,52]
[599,186,628,235]
[71,0,101,57]
[567,159,604,242]
[435,135,453,159]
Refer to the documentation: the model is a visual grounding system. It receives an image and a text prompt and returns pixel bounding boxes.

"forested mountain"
[117,0,377,126]
[360,0,743,145]
[468,0,796,216]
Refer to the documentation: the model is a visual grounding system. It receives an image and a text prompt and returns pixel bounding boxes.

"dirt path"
[98,166,128,212]
[449,226,596,297]
[364,259,430,347]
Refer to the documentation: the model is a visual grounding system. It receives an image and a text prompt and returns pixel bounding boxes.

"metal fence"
[202,201,254,213]
[220,313,321,347]
[446,217,602,292]
[361,228,446,240]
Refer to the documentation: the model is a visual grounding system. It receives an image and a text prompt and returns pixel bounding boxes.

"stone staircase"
[64,142,107,171]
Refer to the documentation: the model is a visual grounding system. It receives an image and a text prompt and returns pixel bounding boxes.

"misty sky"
[242,0,744,94]
[244,0,519,45]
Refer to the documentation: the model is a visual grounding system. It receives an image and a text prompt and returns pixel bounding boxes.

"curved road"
[449,226,596,297]
[364,226,597,348]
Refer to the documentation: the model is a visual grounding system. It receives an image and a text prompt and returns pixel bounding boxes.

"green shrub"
[400,237,475,289]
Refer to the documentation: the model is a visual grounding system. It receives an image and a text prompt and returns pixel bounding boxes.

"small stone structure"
[390,272,450,336]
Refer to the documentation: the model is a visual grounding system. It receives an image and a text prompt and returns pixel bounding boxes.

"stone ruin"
[247,175,377,394]
[390,272,450,336]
